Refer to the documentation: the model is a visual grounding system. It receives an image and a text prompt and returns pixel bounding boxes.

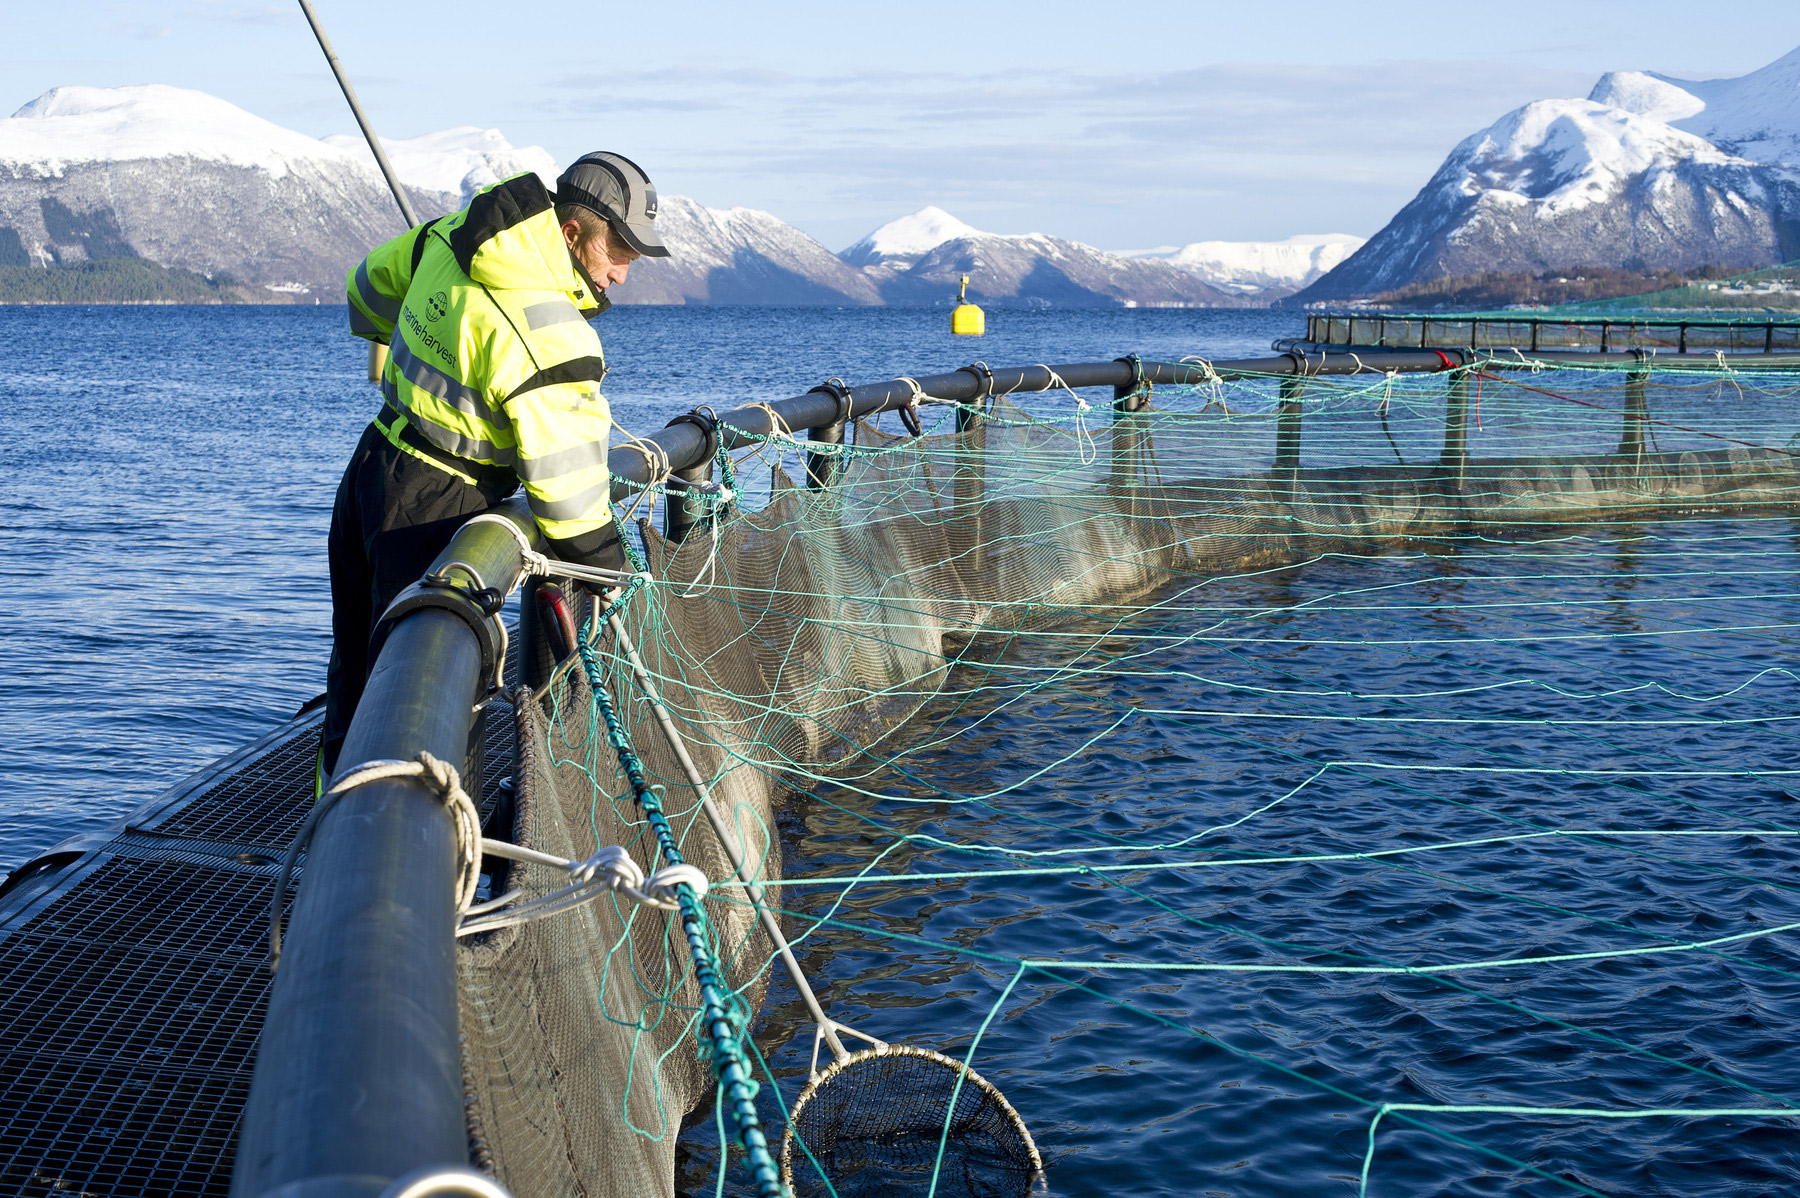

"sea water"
[4,305,1798,1197]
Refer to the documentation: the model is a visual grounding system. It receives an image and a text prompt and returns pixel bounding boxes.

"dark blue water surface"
[7,305,1800,1198]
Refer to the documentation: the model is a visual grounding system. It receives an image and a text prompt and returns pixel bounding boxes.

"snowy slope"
[1593,46,1800,167]
[619,195,880,305]
[1128,234,1364,295]
[0,84,883,302]
[839,207,1240,306]
[839,206,982,269]
[322,127,558,205]
[0,85,461,288]
[1299,46,1800,302]
[3,85,366,177]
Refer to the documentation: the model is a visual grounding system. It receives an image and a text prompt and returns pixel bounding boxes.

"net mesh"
[783,1046,1041,1198]
[453,357,1800,1196]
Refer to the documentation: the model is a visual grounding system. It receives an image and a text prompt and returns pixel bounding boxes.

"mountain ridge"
[0,83,1321,307]
[1297,47,1800,303]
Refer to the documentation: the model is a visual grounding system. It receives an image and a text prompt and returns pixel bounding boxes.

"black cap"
[555,151,670,258]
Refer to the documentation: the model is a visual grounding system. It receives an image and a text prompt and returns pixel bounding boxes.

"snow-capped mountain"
[322,127,558,206]
[0,84,876,303]
[1126,234,1364,296]
[1601,46,1800,168]
[839,207,1238,307]
[839,206,982,271]
[0,85,464,289]
[3,84,1252,307]
[1297,48,1800,302]
[620,196,879,305]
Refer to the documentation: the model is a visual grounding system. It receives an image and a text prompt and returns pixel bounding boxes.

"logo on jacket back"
[426,291,449,322]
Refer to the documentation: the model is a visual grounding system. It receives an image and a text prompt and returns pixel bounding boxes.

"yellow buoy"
[950,274,985,336]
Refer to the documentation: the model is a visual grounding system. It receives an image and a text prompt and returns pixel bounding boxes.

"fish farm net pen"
[462,350,1800,1197]
[7,342,1800,1198]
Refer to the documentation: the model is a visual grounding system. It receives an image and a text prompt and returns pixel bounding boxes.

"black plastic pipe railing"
[234,498,537,1198]
[613,347,1800,501]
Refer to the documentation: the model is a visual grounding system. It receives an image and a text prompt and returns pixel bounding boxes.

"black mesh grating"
[0,935,270,1075]
[0,1050,245,1198]
[155,732,319,846]
[20,857,287,961]
[0,858,290,1198]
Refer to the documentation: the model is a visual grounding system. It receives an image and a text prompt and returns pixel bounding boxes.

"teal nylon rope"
[577,600,783,1198]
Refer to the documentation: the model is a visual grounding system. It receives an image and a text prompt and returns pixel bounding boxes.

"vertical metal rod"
[1441,370,1471,476]
[666,456,715,541]
[1619,368,1649,461]
[1111,375,1143,504]
[805,422,844,490]
[297,0,419,229]
[1274,377,1304,474]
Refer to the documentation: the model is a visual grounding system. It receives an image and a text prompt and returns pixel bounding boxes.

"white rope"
[676,522,726,600]
[1181,355,1226,410]
[339,754,483,914]
[267,750,482,970]
[1040,366,1097,465]
[480,520,648,591]
[456,842,708,935]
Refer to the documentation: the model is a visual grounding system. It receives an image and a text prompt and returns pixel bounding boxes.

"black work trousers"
[322,424,513,773]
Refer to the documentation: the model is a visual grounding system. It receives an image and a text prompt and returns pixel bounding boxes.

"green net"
[454,355,1800,1197]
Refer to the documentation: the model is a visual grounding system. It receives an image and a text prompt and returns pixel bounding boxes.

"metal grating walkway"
[0,692,517,1197]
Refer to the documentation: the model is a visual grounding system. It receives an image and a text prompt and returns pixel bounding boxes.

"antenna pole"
[296,0,420,229]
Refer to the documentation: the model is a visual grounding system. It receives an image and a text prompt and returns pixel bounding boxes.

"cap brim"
[613,218,670,259]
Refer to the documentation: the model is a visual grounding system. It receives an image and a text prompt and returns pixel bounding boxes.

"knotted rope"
[268,750,481,971]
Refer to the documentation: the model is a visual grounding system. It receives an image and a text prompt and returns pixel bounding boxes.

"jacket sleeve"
[345,220,439,344]
[502,352,618,562]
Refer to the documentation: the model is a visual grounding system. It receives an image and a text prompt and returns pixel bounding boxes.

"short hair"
[556,203,620,263]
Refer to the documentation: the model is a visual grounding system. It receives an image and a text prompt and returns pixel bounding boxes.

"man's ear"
[560,218,582,249]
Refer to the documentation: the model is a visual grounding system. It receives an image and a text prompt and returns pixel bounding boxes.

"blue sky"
[13,2,1800,251]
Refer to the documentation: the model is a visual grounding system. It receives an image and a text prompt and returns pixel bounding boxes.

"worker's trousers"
[321,423,511,774]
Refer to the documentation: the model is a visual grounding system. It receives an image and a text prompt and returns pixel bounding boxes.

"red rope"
[1474,370,1782,454]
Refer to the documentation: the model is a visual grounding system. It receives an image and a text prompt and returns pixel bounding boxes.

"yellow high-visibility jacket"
[346,173,616,560]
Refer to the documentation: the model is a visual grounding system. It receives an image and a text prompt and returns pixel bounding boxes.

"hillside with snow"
[1126,234,1364,296]
[1,84,1280,307]
[622,196,880,305]
[0,85,468,290]
[840,207,982,272]
[0,84,875,302]
[1299,47,1800,302]
[839,207,1240,307]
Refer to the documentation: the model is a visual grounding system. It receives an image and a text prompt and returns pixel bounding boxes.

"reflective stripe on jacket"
[344,174,617,560]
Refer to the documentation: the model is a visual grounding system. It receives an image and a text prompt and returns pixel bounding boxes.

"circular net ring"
[780,1043,1044,1198]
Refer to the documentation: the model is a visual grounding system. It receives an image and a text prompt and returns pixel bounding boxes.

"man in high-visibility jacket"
[322,151,669,773]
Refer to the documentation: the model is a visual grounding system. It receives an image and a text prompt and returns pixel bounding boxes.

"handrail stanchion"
[1111,355,1146,510]
[1619,356,1650,463]
[1441,366,1471,483]
[1275,368,1305,495]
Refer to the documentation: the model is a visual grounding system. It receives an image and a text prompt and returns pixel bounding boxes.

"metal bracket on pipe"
[807,379,856,427]
[957,360,996,398]
[371,571,509,696]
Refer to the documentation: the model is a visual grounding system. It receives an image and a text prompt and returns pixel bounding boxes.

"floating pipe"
[233,499,538,1198]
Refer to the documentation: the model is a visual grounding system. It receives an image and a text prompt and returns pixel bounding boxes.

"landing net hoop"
[780,1043,1044,1198]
